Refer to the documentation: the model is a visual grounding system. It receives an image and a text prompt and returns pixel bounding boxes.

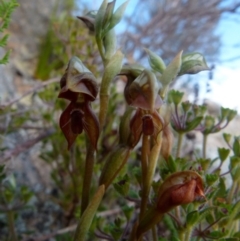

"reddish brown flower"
[58,57,99,149]
[129,108,164,147]
[60,101,99,150]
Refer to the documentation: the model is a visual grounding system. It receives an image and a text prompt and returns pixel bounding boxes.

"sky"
[78,0,240,112]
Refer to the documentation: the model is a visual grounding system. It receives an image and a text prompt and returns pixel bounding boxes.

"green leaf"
[102,0,116,28]
[107,0,129,32]
[0,34,9,47]
[160,50,183,86]
[178,52,209,76]
[186,210,199,226]
[95,0,108,37]
[113,175,130,196]
[145,48,166,74]
[73,185,105,241]
[185,116,203,132]
[0,50,10,64]
[233,137,240,157]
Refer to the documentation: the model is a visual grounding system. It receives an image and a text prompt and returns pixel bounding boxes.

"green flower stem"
[137,207,164,239]
[74,185,105,241]
[227,181,237,204]
[185,226,193,241]
[203,134,208,159]
[81,137,95,214]
[7,210,18,241]
[139,134,149,219]
[176,133,183,158]
[96,36,106,64]
[140,133,163,220]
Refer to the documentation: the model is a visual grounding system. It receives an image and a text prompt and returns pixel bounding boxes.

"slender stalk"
[7,210,18,241]
[202,134,208,159]
[185,226,193,241]
[227,181,237,204]
[176,133,183,158]
[139,135,149,219]
[140,133,163,220]
[81,137,95,214]
[152,226,158,241]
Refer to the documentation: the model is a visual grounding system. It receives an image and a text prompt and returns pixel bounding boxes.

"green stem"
[7,210,18,241]
[140,133,163,221]
[203,134,208,159]
[96,36,106,64]
[139,134,149,219]
[137,207,164,239]
[81,138,95,214]
[227,181,237,204]
[176,133,183,158]
[185,226,193,241]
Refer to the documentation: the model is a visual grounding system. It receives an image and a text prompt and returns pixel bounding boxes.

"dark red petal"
[142,115,154,136]
[129,109,143,147]
[60,102,78,150]
[82,102,100,149]
[70,109,84,134]
[58,87,79,102]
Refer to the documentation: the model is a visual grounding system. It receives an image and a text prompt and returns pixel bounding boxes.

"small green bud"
[145,48,166,74]
[206,173,218,186]
[220,107,230,120]
[204,115,215,132]
[199,158,210,171]
[168,90,184,106]
[181,101,191,113]
[218,148,230,162]
[122,206,134,221]
[223,133,231,145]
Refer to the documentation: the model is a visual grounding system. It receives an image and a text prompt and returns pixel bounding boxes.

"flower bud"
[137,171,205,238]
[58,57,98,102]
[124,69,163,112]
[156,171,205,213]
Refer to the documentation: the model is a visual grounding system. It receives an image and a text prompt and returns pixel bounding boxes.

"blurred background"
[1,0,240,240]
